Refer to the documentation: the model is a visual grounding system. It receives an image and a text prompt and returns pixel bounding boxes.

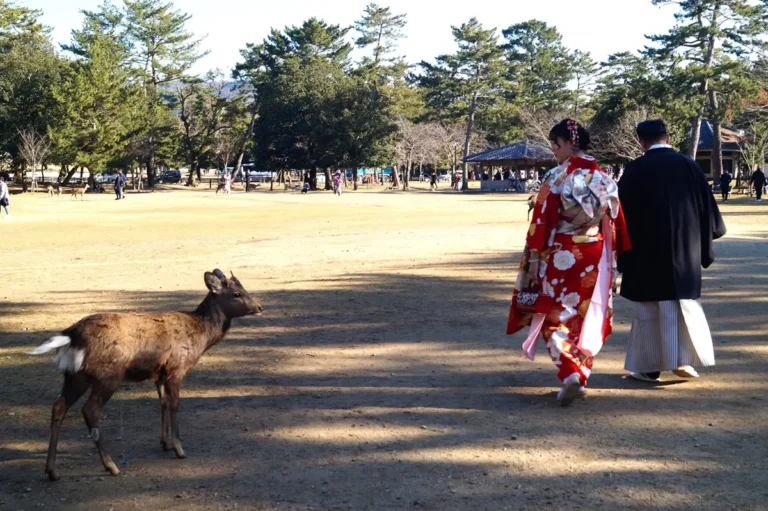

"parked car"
[159,169,182,183]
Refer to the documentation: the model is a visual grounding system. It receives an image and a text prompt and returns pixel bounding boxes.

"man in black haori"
[618,119,726,382]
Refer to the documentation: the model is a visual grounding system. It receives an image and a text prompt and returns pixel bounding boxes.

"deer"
[47,185,61,198]
[70,184,89,200]
[29,269,263,481]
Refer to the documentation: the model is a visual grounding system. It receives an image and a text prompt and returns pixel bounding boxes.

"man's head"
[637,119,670,152]
[0,176,4,183]
[117,169,122,174]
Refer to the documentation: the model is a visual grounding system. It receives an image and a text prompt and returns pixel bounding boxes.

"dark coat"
[751,169,766,188]
[618,147,726,302]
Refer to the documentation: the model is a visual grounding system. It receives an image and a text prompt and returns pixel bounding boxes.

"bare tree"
[738,118,768,194]
[590,109,648,163]
[394,117,434,190]
[18,129,52,192]
[517,107,570,146]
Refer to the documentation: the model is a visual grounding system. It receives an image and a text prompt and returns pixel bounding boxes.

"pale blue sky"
[28,0,677,75]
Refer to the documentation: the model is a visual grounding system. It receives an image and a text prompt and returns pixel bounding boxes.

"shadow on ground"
[1,238,766,510]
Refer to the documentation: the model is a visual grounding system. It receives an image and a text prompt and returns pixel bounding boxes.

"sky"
[29,0,678,75]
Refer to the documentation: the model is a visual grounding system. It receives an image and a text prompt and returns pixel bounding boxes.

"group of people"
[508,119,726,406]
[718,166,766,202]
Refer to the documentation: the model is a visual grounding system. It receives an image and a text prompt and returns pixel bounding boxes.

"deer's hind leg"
[45,373,90,481]
[155,373,173,451]
[82,382,120,475]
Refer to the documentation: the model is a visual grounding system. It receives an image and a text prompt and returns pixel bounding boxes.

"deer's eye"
[233,292,241,298]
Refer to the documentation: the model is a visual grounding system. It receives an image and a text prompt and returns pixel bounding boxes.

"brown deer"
[70,184,89,200]
[29,269,263,481]
[47,185,61,198]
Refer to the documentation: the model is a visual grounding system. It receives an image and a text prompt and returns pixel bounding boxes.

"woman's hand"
[527,260,540,281]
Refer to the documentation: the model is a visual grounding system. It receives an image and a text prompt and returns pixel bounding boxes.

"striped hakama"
[624,300,715,373]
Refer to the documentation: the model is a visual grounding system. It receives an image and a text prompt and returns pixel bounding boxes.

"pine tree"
[502,20,575,111]
[416,18,504,191]
[647,0,768,180]
[123,0,206,185]
[354,3,407,85]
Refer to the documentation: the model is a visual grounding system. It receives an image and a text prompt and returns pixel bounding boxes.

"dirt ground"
[1,183,766,511]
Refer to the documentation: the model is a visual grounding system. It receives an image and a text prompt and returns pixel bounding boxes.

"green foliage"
[355,3,407,84]
[502,20,574,111]
[52,29,136,173]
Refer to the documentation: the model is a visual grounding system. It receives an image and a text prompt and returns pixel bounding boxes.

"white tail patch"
[29,336,85,374]
[29,336,72,355]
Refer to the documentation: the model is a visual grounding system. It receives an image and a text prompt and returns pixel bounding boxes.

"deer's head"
[204,269,262,318]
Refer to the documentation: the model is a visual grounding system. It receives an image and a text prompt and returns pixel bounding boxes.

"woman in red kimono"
[507,119,631,406]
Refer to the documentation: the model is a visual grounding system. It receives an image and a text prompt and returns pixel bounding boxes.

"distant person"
[332,171,343,196]
[719,170,732,202]
[503,169,510,180]
[750,168,765,202]
[224,171,232,195]
[114,169,126,200]
[481,172,489,181]
[0,176,9,216]
[494,171,502,181]
[430,173,437,191]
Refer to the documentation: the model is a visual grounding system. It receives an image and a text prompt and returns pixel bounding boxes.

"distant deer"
[70,184,89,200]
[29,269,263,481]
[47,185,61,198]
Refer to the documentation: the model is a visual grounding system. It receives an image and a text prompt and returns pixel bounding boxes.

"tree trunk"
[324,168,332,191]
[147,151,156,187]
[688,10,718,159]
[233,110,257,181]
[353,168,359,191]
[709,89,723,184]
[62,166,78,185]
[79,167,84,184]
[391,164,400,188]
[310,166,317,190]
[403,155,411,191]
[461,94,478,191]
[57,164,68,184]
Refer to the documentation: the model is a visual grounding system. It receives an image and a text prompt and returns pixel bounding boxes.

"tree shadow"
[1,236,766,510]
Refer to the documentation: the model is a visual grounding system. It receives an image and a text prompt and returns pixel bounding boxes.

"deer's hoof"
[46,469,59,482]
[105,462,120,476]
[162,441,174,452]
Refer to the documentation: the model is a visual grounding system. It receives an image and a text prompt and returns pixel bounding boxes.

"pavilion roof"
[465,140,555,163]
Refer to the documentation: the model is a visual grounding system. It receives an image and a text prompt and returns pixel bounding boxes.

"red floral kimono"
[507,156,631,386]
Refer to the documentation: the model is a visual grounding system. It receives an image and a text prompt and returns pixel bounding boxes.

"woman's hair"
[548,119,591,151]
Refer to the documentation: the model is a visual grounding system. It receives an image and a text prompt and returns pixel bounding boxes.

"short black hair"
[636,119,668,144]
[549,119,590,151]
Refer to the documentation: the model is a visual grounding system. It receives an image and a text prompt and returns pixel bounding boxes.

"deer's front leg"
[165,378,186,459]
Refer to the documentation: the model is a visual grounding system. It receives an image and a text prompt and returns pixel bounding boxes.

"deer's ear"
[204,272,223,294]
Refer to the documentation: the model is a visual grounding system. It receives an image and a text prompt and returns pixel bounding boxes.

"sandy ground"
[0,183,767,511]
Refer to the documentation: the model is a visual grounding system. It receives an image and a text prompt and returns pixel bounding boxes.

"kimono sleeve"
[526,185,560,252]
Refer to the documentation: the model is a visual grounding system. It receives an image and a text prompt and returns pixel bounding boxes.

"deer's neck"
[193,295,232,352]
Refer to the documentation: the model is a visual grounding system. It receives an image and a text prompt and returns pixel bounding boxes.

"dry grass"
[1,186,766,511]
